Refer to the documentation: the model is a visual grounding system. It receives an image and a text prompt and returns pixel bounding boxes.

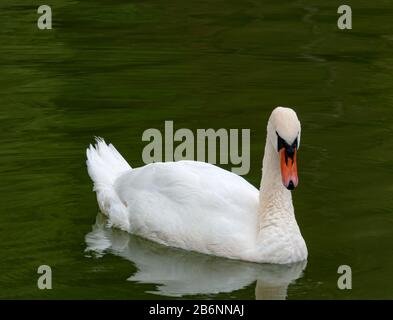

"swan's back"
[114,161,259,258]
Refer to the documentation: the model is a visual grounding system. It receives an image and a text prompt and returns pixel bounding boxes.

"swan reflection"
[85,213,306,299]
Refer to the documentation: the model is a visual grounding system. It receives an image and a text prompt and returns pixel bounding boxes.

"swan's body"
[86,107,308,264]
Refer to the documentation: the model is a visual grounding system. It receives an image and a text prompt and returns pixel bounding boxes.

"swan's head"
[267,107,301,190]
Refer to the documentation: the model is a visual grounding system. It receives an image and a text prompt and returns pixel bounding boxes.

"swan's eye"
[277,132,286,152]
[291,137,298,149]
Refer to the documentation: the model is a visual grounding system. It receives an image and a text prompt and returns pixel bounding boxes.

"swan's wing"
[113,161,259,257]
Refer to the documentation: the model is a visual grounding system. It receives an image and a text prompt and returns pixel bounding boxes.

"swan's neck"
[258,139,295,230]
[255,138,308,264]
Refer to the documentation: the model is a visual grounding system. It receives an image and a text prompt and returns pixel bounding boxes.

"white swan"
[86,106,307,264]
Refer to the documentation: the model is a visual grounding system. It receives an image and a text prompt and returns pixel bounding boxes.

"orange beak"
[280,147,298,190]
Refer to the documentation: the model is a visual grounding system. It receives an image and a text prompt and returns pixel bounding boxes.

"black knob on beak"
[286,145,295,158]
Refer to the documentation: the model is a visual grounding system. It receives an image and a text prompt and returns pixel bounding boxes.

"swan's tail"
[86,137,131,231]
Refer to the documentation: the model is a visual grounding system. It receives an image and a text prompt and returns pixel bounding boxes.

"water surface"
[1,0,393,299]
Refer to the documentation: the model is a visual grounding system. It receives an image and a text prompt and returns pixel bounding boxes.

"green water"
[1,0,393,299]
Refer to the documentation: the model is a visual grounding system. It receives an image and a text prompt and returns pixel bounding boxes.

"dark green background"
[0,0,392,299]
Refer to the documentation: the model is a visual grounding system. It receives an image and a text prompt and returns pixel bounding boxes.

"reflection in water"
[85,214,306,299]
